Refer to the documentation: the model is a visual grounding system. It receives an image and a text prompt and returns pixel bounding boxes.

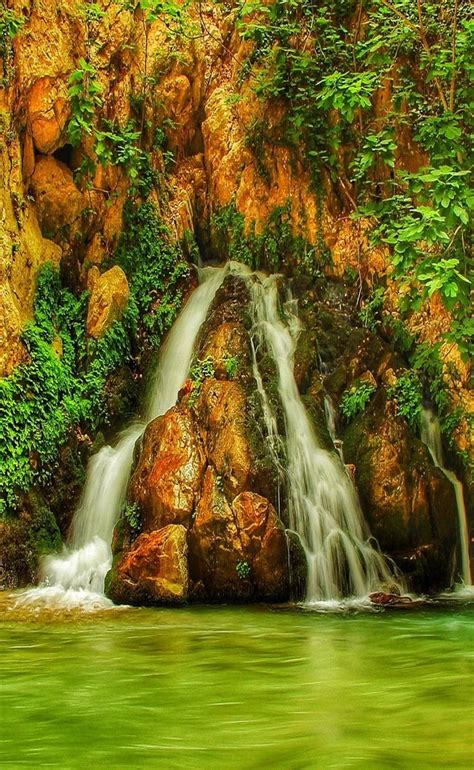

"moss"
[0,201,189,518]
[27,493,62,558]
[210,200,323,275]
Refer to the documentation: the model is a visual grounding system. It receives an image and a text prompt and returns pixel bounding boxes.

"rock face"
[190,470,288,601]
[129,406,206,531]
[294,283,463,593]
[27,77,69,154]
[86,265,130,339]
[343,396,457,592]
[107,524,188,606]
[106,275,291,605]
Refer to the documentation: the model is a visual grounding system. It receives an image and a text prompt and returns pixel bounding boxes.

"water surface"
[1,599,472,769]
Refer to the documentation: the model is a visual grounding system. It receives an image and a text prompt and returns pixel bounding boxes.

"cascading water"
[420,407,472,589]
[17,265,227,610]
[241,267,399,603]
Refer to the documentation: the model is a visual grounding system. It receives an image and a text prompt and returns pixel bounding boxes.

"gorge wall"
[0,0,472,595]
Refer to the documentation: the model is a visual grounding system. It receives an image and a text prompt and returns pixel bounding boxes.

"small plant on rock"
[123,502,141,536]
[236,560,251,580]
[188,356,215,406]
[388,371,423,430]
[223,355,238,380]
[340,381,376,421]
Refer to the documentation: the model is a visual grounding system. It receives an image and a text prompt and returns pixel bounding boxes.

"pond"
[1,598,473,769]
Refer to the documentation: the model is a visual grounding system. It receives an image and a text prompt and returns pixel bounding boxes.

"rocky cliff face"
[0,0,471,595]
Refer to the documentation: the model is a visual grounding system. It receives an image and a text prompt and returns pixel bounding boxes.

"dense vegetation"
[0,204,189,517]
[236,0,472,354]
[0,0,471,524]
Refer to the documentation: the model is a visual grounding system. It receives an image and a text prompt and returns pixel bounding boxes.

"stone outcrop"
[343,395,458,592]
[107,524,189,605]
[129,405,206,532]
[29,156,89,240]
[189,469,288,601]
[86,265,130,339]
[27,76,69,155]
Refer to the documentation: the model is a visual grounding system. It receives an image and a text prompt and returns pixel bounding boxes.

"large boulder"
[129,405,206,532]
[344,395,457,591]
[189,467,288,601]
[106,524,188,606]
[86,265,129,339]
[29,156,86,239]
[27,77,69,155]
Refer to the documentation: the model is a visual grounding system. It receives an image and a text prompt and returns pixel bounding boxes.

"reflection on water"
[0,599,473,769]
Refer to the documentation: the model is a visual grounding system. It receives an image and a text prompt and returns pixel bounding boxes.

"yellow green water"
[1,600,473,769]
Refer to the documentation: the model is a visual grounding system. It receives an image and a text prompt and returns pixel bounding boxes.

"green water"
[1,603,473,769]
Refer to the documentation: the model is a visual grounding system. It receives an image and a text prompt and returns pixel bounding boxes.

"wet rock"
[86,265,129,339]
[344,395,457,591]
[106,524,188,606]
[189,468,288,601]
[200,322,250,379]
[129,405,206,532]
[195,379,251,498]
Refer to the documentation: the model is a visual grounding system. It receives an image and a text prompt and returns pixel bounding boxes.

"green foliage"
[114,201,189,350]
[353,129,397,182]
[190,356,215,383]
[123,501,141,535]
[237,0,472,348]
[340,380,377,421]
[0,7,23,84]
[211,201,321,273]
[0,7,23,50]
[359,287,385,331]
[224,355,238,380]
[188,356,215,406]
[387,371,423,430]
[95,120,158,195]
[317,71,380,124]
[28,496,63,557]
[67,58,103,147]
[0,202,187,515]
[80,2,106,23]
[236,560,251,579]
[0,264,109,515]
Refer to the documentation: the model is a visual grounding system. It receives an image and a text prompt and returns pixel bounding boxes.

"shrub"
[340,381,376,421]
[388,371,423,430]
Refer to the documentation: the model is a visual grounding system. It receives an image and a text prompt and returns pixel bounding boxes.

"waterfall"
[16,265,227,611]
[241,268,398,603]
[420,408,472,588]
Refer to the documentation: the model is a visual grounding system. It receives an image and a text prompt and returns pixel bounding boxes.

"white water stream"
[236,266,399,603]
[420,407,472,588]
[17,260,403,611]
[16,266,227,611]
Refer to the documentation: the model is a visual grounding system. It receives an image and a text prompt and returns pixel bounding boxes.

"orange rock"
[29,156,86,237]
[200,322,249,379]
[108,524,188,605]
[86,265,129,339]
[189,468,288,601]
[343,398,457,591]
[196,379,251,497]
[129,406,206,531]
[27,77,69,154]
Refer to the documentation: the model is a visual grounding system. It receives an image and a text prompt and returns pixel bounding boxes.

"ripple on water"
[0,596,473,769]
